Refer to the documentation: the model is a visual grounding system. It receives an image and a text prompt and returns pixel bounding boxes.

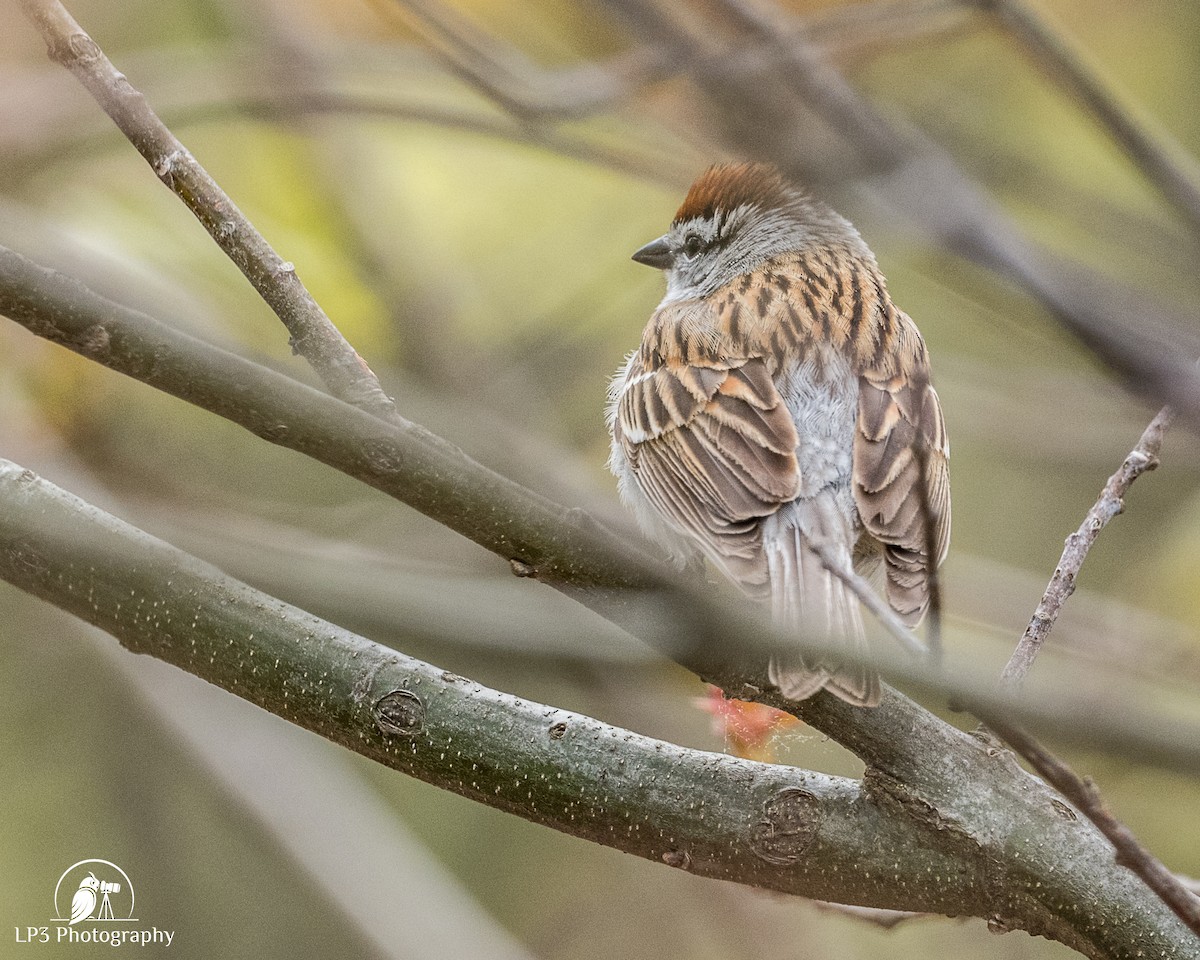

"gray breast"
[773,344,858,499]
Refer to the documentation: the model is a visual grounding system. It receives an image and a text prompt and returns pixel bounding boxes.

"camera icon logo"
[52,860,136,925]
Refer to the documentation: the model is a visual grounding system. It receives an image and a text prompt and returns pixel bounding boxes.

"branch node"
[63,32,99,64]
[1049,798,1078,822]
[152,149,185,183]
[509,558,537,578]
[372,689,426,739]
[986,915,1013,935]
[749,788,820,866]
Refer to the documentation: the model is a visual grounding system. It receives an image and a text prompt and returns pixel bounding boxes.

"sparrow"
[608,162,950,706]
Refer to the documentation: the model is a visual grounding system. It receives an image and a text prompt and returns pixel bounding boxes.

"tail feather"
[765,497,880,708]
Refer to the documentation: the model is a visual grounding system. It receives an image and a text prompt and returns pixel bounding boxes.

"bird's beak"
[631,236,674,270]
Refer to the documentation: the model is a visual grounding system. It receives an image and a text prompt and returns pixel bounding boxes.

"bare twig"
[988,717,1200,940]
[17,0,400,423]
[987,0,1200,239]
[1001,406,1173,684]
[809,539,928,658]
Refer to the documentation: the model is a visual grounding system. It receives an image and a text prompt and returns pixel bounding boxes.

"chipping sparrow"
[608,162,950,706]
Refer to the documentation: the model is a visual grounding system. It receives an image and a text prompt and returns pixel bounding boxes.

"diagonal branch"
[3,455,1198,955]
[986,401,1178,935]
[988,716,1200,940]
[0,459,965,914]
[1001,406,1173,684]
[17,0,400,423]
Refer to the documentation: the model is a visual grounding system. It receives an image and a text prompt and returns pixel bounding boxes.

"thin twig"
[986,0,1200,240]
[17,0,400,423]
[1,90,691,196]
[987,716,1200,940]
[1001,406,1173,684]
[810,540,928,658]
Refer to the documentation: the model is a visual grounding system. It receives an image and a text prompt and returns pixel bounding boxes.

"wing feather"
[853,315,950,625]
[616,344,800,587]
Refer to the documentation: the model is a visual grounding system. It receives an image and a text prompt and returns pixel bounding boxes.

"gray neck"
[664,202,874,303]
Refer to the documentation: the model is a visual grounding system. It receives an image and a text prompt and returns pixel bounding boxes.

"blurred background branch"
[985,0,1200,238]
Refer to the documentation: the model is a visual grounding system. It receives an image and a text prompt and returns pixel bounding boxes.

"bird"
[70,873,99,925]
[607,162,949,706]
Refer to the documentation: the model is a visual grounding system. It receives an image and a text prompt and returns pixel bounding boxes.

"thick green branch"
[1,459,1197,957]
[989,717,1200,939]
[0,459,975,912]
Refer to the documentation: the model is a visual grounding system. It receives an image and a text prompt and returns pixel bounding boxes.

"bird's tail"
[764,493,880,707]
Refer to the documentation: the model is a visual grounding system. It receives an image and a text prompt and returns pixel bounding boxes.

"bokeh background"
[2,0,1200,956]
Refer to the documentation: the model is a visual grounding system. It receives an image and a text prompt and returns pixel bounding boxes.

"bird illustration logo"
[69,873,99,925]
[52,860,132,926]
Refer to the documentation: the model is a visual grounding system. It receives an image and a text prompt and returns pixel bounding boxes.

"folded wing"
[615,349,800,592]
[853,316,951,625]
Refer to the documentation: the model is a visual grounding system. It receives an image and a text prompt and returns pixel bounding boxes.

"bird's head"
[79,873,99,891]
[632,162,869,302]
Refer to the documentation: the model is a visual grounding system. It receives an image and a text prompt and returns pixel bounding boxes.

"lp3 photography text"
[13,859,176,949]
